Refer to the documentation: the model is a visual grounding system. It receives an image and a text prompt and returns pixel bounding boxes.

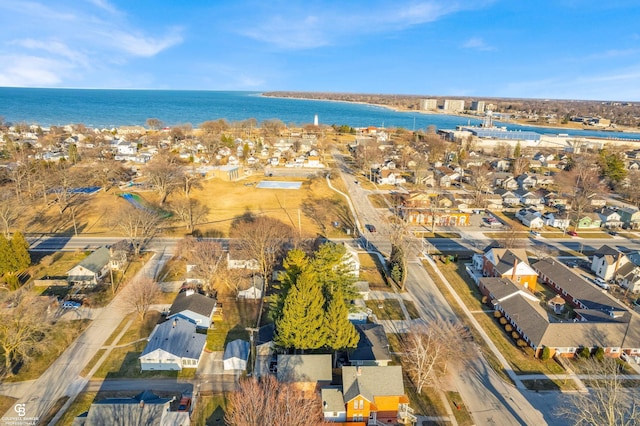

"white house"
[223,339,250,371]
[321,388,347,423]
[591,245,628,281]
[516,208,544,229]
[139,317,207,371]
[67,247,111,286]
[542,212,570,230]
[237,276,263,300]
[342,243,360,278]
[166,290,216,329]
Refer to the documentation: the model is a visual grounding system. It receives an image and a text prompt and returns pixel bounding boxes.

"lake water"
[1,87,639,140]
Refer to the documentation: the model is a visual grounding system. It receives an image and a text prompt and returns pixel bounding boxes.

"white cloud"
[462,37,495,51]
[0,55,69,87]
[107,29,183,57]
[85,0,119,15]
[238,1,494,50]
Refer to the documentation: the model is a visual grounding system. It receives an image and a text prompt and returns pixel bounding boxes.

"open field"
[14,174,355,239]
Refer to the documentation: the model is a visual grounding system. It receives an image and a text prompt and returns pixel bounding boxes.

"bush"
[541,346,551,360]
[511,331,520,340]
[493,310,502,319]
[578,347,591,359]
[594,347,605,361]
[499,317,507,325]
[505,324,513,332]
[517,339,528,348]
[481,296,489,305]
[40,255,54,268]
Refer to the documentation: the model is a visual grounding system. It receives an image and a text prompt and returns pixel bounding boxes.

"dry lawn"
[15,175,354,239]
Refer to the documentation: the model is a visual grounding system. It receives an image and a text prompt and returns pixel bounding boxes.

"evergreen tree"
[275,268,326,351]
[324,291,359,354]
[0,235,15,275]
[513,141,522,158]
[312,242,358,303]
[271,249,309,321]
[10,232,30,271]
[389,244,406,287]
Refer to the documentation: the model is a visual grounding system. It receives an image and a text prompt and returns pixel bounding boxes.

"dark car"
[366,224,377,233]
[567,230,578,236]
[178,397,192,412]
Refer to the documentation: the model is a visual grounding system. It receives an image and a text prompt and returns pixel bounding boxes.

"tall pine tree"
[324,290,359,355]
[10,232,31,271]
[270,249,309,321]
[275,268,326,352]
[312,242,359,304]
[0,235,13,275]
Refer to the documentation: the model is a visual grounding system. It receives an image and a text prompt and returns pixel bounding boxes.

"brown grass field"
[15,173,354,239]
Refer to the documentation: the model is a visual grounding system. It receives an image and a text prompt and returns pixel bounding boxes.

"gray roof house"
[321,387,347,423]
[349,323,392,366]
[277,354,332,390]
[167,290,216,329]
[67,247,111,286]
[139,317,207,371]
[74,390,189,426]
[590,245,628,281]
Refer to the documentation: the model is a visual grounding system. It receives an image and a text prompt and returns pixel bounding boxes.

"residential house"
[481,248,539,291]
[515,208,544,229]
[598,207,623,229]
[478,277,539,306]
[591,245,628,281]
[223,339,250,371]
[490,159,512,172]
[516,173,537,190]
[277,354,332,392]
[544,192,568,208]
[376,169,405,185]
[237,275,263,300]
[348,323,392,367]
[139,317,207,371]
[434,167,460,187]
[494,189,520,206]
[530,258,640,358]
[321,387,348,423]
[618,206,640,229]
[339,366,414,425]
[542,212,570,230]
[615,261,640,294]
[575,214,602,229]
[75,390,189,426]
[485,193,504,210]
[166,289,216,330]
[67,247,111,287]
[515,189,543,207]
[588,195,607,208]
[108,240,130,270]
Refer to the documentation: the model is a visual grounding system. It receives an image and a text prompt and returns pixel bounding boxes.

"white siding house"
[139,318,207,371]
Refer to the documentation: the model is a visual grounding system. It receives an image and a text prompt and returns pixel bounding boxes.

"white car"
[594,278,610,290]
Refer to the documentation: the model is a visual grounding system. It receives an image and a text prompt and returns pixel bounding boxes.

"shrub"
[499,317,507,325]
[594,347,605,361]
[517,339,528,348]
[511,331,520,340]
[493,311,502,319]
[481,296,489,305]
[578,347,591,359]
[541,346,551,360]
[505,324,513,332]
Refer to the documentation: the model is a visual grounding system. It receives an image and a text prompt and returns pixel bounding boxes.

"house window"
[359,400,364,409]
[516,276,521,282]
[354,400,358,410]
[611,347,620,353]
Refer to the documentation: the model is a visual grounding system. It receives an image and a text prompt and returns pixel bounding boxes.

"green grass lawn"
[446,391,474,426]
[56,392,97,425]
[358,252,388,290]
[206,299,260,351]
[403,300,422,320]
[575,231,613,239]
[0,396,17,418]
[81,349,107,377]
[368,193,390,208]
[191,392,228,426]
[117,311,162,345]
[365,299,406,321]
[413,231,461,239]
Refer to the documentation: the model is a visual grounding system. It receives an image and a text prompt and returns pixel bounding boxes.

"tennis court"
[256,181,302,189]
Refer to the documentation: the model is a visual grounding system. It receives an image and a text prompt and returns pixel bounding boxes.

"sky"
[1,0,640,101]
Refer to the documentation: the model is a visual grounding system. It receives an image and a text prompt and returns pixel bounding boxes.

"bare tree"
[109,203,161,255]
[558,357,640,426]
[496,225,526,249]
[225,375,325,426]
[0,193,19,237]
[144,153,183,206]
[469,164,491,208]
[229,215,294,289]
[170,197,209,233]
[402,319,472,393]
[177,237,226,295]
[0,296,49,377]
[145,118,163,130]
[124,276,160,320]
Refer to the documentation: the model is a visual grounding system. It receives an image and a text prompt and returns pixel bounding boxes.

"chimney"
[172,319,177,328]
[139,400,145,408]
[511,258,518,281]
[185,289,195,297]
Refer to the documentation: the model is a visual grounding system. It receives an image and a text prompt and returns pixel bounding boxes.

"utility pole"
[246,327,260,375]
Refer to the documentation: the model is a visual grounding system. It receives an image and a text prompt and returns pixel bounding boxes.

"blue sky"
[1,0,639,101]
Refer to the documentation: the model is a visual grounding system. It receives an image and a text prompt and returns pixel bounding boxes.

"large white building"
[443,99,465,112]
[420,98,438,111]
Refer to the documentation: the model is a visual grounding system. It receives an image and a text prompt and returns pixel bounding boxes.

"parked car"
[62,301,81,309]
[177,396,192,412]
[366,224,376,233]
[594,277,610,290]
[530,230,540,237]
[567,230,578,236]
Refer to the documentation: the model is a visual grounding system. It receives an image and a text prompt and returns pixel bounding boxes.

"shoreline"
[261,92,640,134]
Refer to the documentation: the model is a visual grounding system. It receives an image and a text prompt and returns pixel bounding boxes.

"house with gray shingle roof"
[167,289,216,329]
[67,246,111,286]
[74,390,189,426]
[321,387,347,423]
[341,366,413,424]
[139,317,206,371]
[590,245,628,281]
[349,323,392,367]
[277,354,332,391]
